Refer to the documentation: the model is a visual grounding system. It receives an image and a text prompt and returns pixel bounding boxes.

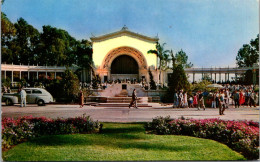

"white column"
[11,71,13,84]
[4,71,6,79]
[19,71,22,80]
[46,71,48,79]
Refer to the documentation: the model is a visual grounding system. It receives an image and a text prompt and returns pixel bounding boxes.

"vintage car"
[2,88,54,106]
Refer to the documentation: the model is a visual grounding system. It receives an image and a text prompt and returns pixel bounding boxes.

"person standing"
[233,90,240,108]
[79,90,84,108]
[239,90,245,106]
[178,90,184,108]
[219,90,225,115]
[211,92,216,108]
[20,87,27,107]
[183,92,188,108]
[129,89,138,109]
[225,89,230,108]
[249,91,256,107]
[188,95,193,108]
[198,92,205,110]
[173,92,179,108]
[193,93,198,108]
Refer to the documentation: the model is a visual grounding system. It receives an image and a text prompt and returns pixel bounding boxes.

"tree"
[37,25,78,66]
[175,49,193,68]
[1,12,16,64]
[148,68,157,90]
[202,74,212,82]
[163,53,190,102]
[236,34,259,67]
[148,42,170,84]
[13,18,40,65]
[61,68,80,101]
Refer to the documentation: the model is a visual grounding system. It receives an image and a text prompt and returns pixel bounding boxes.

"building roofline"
[90,27,159,43]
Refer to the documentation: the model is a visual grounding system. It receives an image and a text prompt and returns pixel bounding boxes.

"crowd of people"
[173,84,259,115]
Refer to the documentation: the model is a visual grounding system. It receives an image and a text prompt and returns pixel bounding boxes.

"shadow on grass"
[24,123,192,152]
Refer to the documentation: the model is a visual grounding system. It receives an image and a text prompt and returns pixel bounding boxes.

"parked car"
[2,88,54,106]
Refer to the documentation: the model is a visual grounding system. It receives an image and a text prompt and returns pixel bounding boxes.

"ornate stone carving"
[102,47,147,70]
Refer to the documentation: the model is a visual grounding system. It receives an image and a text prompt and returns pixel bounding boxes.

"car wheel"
[37,99,45,106]
[6,99,13,106]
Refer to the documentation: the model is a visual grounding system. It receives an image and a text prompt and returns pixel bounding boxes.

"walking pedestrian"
[129,89,138,109]
[79,90,84,108]
[198,91,205,110]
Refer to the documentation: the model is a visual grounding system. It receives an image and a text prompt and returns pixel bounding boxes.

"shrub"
[2,114,101,150]
[144,116,259,160]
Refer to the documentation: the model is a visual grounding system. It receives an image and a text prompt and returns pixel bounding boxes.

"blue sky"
[2,0,259,68]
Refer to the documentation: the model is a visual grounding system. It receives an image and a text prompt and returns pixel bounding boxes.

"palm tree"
[148,42,170,84]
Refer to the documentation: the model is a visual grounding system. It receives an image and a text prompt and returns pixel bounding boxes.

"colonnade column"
[225,73,227,82]
[210,73,212,81]
[214,73,217,83]
[219,73,221,83]
[228,73,229,81]
[46,71,48,79]
[193,73,195,83]
[4,71,6,79]
[11,71,13,84]
[19,71,21,80]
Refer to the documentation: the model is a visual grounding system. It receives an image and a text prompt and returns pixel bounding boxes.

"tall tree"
[236,34,259,67]
[148,42,170,84]
[148,68,157,90]
[1,12,17,64]
[175,49,193,68]
[37,25,78,66]
[13,18,40,64]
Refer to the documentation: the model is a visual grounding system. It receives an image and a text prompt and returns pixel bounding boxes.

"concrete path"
[1,103,259,122]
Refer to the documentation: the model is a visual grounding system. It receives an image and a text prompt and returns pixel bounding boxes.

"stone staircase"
[86,83,161,108]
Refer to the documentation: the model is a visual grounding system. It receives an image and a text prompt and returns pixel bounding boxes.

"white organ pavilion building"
[91,26,160,83]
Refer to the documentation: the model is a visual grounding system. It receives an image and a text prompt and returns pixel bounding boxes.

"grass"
[3,123,246,161]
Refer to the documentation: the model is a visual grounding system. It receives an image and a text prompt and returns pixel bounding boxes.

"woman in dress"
[193,92,198,108]
[239,90,245,106]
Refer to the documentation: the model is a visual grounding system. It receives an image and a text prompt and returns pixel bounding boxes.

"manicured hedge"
[2,114,101,150]
[144,116,259,160]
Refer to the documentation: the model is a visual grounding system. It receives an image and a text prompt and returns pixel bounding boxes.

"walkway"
[2,104,259,122]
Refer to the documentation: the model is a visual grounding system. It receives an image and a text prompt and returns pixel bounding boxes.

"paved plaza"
[1,103,259,122]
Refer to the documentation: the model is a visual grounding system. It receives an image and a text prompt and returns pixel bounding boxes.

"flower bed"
[2,114,101,150]
[144,116,259,160]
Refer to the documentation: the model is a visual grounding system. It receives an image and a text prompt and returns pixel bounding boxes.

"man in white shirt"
[20,87,27,107]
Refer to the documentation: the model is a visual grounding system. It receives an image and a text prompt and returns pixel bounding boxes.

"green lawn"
[3,123,245,161]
